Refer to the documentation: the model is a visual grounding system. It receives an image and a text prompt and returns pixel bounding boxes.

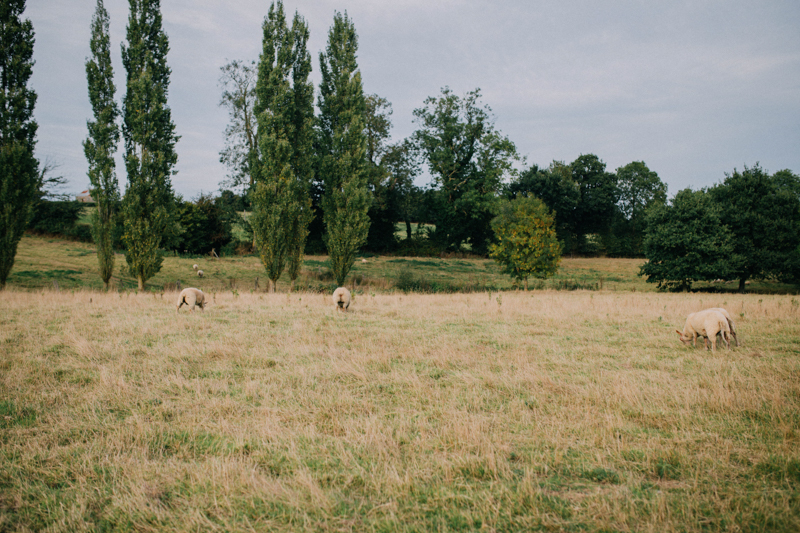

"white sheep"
[176,288,206,312]
[676,309,730,352]
[332,287,351,312]
[193,264,199,270]
[197,270,204,278]
[706,307,739,347]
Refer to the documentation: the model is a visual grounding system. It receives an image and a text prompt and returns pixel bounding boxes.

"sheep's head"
[675,330,693,346]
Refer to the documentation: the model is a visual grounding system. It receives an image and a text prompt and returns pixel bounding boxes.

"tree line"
[1,0,798,292]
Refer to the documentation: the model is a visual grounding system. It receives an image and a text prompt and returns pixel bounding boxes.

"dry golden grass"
[2,289,799,531]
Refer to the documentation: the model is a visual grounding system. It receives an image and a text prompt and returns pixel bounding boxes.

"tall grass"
[2,289,799,531]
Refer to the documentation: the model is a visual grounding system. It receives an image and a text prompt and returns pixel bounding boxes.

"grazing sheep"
[193,264,199,270]
[176,288,206,312]
[332,287,351,312]
[197,270,204,278]
[676,309,730,352]
[706,307,739,347]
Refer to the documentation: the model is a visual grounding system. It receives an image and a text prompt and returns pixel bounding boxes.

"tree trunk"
[524,278,528,291]
[289,278,295,292]
[138,276,144,291]
[268,278,276,293]
[104,280,109,291]
[738,278,747,293]
[405,219,412,240]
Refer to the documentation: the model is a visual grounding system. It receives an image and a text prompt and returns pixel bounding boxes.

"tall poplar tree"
[317,11,370,287]
[121,0,178,290]
[0,0,38,290]
[285,12,314,289]
[252,2,314,292]
[84,0,120,290]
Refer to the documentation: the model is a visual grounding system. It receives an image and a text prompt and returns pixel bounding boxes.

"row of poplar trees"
[83,0,179,291]
[252,2,371,291]
[83,0,368,292]
[0,0,369,292]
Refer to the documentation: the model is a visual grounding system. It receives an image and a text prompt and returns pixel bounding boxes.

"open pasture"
[7,235,653,293]
[1,289,799,531]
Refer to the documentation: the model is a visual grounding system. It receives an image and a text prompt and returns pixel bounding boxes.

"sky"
[26,0,800,200]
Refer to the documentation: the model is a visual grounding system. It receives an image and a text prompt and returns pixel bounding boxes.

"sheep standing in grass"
[332,287,351,312]
[176,288,206,312]
[193,264,199,271]
[676,309,730,352]
[707,307,739,347]
[197,270,204,278]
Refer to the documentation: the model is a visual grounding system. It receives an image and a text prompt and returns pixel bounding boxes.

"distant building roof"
[76,190,94,203]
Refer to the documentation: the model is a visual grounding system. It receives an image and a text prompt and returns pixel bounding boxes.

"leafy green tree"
[571,154,618,251]
[120,0,179,290]
[772,169,800,200]
[285,11,314,289]
[317,11,370,286]
[413,87,519,255]
[489,195,562,290]
[709,164,800,291]
[252,1,314,292]
[0,0,38,289]
[608,161,666,256]
[506,161,579,252]
[640,189,737,291]
[84,0,120,290]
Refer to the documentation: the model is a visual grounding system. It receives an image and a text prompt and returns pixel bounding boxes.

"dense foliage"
[120,0,179,290]
[708,165,800,290]
[489,196,562,289]
[84,0,120,289]
[251,1,314,291]
[639,189,737,291]
[317,11,371,286]
[0,0,38,289]
[171,195,232,256]
[413,87,519,255]
[639,167,800,291]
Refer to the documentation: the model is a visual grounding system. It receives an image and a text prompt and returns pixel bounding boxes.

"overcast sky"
[27,0,800,200]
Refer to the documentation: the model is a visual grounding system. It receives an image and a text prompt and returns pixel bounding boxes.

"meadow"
[1,235,799,531]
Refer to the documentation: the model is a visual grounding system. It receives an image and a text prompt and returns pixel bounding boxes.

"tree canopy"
[709,164,800,290]
[489,195,562,290]
[413,87,518,255]
[639,189,737,291]
[317,11,370,287]
[0,0,39,289]
[121,0,179,290]
[84,0,120,290]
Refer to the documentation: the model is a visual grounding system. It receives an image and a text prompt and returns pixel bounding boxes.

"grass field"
[8,234,656,294]
[1,288,799,531]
